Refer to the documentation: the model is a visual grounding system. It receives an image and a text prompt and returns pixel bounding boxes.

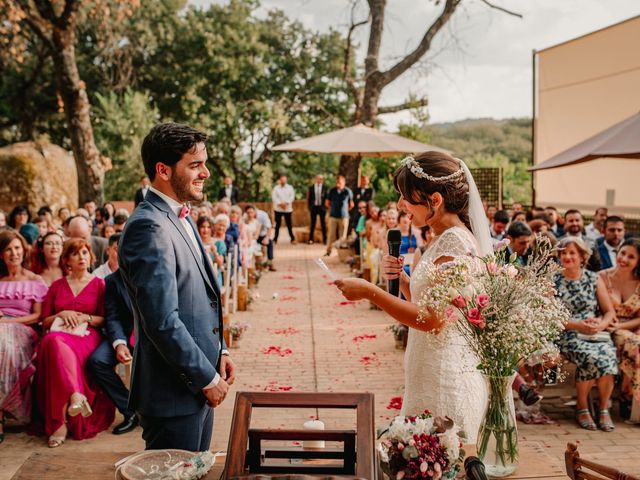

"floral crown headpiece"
[401,156,465,183]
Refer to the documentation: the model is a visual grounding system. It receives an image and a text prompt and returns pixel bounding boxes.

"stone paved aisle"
[1,241,639,478]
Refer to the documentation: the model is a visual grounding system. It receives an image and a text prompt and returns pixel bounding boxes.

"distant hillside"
[422,118,532,204]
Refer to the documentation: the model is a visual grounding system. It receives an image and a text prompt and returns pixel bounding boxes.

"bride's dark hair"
[393,151,471,230]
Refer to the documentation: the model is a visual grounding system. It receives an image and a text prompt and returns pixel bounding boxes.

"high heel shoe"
[47,435,66,448]
[598,409,615,432]
[68,395,92,418]
[576,409,597,431]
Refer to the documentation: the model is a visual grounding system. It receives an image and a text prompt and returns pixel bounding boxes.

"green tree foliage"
[93,89,159,201]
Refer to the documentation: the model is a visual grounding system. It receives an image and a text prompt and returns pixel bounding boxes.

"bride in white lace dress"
[336,151,493,442]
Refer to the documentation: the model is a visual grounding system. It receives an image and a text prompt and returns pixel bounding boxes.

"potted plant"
[228,322,249,348]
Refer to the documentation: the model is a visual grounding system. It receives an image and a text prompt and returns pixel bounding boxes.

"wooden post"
[237,285,248,311]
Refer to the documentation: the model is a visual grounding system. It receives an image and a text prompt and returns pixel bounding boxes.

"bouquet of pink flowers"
[378,411,465,480]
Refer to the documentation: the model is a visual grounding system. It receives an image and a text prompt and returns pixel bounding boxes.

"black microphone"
[464,456,489,480]
[387,229,402,297]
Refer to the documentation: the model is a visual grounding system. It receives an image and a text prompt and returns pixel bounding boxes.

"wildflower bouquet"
[414,235,569,476]
[378,411,465,480]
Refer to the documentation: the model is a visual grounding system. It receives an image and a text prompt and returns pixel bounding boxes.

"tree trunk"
[51,28,106,205]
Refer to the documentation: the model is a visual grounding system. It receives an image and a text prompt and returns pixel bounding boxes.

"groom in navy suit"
[119,122,236,451]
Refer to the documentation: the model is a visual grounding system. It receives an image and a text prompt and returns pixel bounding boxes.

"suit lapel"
[147,192,217,296]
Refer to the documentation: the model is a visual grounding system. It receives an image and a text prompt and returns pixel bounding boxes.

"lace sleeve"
[429,228,475,264]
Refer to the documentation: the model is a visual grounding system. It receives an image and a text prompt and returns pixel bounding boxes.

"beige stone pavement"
[1,240,639,478]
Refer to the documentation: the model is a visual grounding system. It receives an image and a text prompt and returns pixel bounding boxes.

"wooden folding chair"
[565,443,640,480]
[223,392,375,479]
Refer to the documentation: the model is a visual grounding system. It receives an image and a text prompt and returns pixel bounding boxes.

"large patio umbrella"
[272,123,449,157]
[530,111,640,171]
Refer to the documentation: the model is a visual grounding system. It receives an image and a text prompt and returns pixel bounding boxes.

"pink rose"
[452,295,466,308]
[466,308,486,329]
[476,293,490,309]
[487,261,498,274]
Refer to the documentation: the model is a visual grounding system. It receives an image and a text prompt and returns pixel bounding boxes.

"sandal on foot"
[48,435,66,448]
[576,409,597,431]
[598,409,615,432]
[68,395,92,418]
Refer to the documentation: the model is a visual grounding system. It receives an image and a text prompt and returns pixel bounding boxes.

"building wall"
[534,16,640,215]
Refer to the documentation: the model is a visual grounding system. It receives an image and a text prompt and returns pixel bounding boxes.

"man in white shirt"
[585,207,608,243]
[93,234,121,279]
[134,175,151,207]
[271,174,296,245]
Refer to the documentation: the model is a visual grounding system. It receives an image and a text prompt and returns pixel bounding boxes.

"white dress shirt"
[141,186,149,199]
[585,223,603,243]
[314,183,323,206]
[93,262,113,280]
[149,187,227,387]
[272,184,295,212]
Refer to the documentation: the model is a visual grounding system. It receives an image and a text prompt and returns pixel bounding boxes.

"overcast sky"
[192,0,639,128]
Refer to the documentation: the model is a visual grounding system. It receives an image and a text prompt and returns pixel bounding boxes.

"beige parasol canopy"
[272,124,449,157]
[530,111,640,171]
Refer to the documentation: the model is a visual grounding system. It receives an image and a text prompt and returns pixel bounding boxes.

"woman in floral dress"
[600,238,640,423]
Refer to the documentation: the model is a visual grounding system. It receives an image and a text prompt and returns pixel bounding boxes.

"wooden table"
[12,441,566,479]
[11,451,225,480]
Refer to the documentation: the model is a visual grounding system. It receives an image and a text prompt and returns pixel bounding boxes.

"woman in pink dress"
[35,238,114,447]
[0,230,48,443]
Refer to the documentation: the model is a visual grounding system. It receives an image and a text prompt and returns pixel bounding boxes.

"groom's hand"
[203,379,229,407]
[220,355,236,385]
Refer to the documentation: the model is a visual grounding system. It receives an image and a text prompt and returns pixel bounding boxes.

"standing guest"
[585,207,608,243]
[544,206,564,238]
[57,208,71,227]
[104,203,116,224]
[87,234,138,435]
[0,210,6,228]
[505,222,533,265]
[271,175,296,245]
[595,216,625,270]
[35,238,114,447]
[601,239,640,423]
[0,231,48,443]
[554,237,617,432]
[218,176,239,205]
[325,175,354,256]
[353,201,369,256]
[68,216,107,269]
[8,205,31,231]
[249,205,276,272]
[491,210,509,240]
[119,123,233,451]
[307,174,327,245]
[134,175,151,207]
[32,232,64,287]
[93,234,121,280]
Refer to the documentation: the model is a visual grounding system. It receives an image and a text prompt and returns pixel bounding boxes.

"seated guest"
[491,210,509,240]
[562,210,601,271]
[528,219,550,235]
[511,211,527,224]
[112,213,128,234]
[197,216,224,285]
[354,201,369,256]
[585,207,608,243]
[226,208,241,247]
[0,210,5,229]
[213,214,233,256]
[94,207,110,235]
[103,203,116,224]
[33,232,64,287]
[511,202,523,213]
[8,205,31,231]
[595,216,625,271]
[247,205,276,272]
[19,223,40,246]
[0,231,48,443]
[57,207,71,227]
[93,234,120,279]
[601,238,640,423]
[554,237,617,432]
[33,215,50,238]
[544,206,564,238]
[486,204,497,223]
[398,210,420,276]
[101,223,116,239]
[87,235,138,435]
[505,221,532,265]
[35,238,114,447]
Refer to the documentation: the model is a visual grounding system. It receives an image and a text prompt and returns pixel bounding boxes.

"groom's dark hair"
[141,123,208,181]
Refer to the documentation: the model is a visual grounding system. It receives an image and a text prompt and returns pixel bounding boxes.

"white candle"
[302,419,325,449]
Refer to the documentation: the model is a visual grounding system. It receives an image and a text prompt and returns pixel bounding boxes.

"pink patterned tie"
[179,205,190,219]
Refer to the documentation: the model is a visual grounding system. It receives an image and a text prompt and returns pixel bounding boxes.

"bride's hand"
[334,278,373,301]
[381,254,404,280]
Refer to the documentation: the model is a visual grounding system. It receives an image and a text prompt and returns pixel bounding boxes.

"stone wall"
[0,141,78,214]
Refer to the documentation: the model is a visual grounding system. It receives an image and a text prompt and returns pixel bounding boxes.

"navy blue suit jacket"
[104,270,133,346]
[595,238,614,271]
[119,191,225,417]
